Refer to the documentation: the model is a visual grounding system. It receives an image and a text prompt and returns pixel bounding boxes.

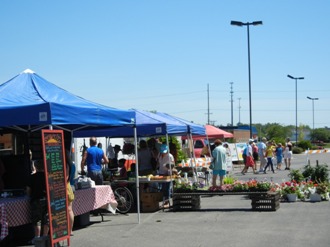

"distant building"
[219,125,258,142]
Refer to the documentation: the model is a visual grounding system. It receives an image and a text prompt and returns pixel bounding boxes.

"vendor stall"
[0,185,116,241]
[0,69,136,244]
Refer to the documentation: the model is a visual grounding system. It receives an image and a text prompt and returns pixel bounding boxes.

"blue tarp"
[0,69,135,131]
[73,109,189,137]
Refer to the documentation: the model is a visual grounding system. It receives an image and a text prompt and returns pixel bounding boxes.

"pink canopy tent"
[189,125,233,139]
[203,125,233,139]
[182,125,233,140]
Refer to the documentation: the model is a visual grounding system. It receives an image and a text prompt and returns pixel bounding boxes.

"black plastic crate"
[173,195,201,211]
[250,192,280,211]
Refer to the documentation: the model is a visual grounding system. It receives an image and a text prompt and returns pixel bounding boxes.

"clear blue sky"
[1,1,329,129]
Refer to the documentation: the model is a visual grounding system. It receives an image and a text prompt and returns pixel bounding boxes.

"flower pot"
[310,193,322,202]
[286,193,297,202]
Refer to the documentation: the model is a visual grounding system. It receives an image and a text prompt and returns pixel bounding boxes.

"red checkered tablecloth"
[0,186,117,240]
[0,196,31,240]
[73,185,117,216]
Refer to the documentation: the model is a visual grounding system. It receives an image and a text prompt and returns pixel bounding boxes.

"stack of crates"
[173,194,201,211]
[251,191,280,211]
[140,192,163,212]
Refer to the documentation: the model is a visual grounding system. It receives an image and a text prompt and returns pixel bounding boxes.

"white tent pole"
[134,127,140,224]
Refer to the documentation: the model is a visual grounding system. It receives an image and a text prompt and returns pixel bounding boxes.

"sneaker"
[241,171,245,175]
[263,171,267,174]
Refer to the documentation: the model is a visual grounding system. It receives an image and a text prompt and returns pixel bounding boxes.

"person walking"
[241,140,256,175]
[81,137,109,185]
[263,142,275,174]
[251,142,259,171]
[211,139,227,187]
[257,137,267,172]
[275,143,283,170]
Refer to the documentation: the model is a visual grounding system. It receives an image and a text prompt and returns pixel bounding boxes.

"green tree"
[298,124,308,142]
[310,128,330,142]
[263,123,291,143]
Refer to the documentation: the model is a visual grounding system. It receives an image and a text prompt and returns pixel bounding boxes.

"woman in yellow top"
[263,142,275,174]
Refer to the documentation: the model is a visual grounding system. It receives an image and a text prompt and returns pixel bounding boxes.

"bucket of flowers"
[315,181,330,201]
[281,181,302,202]
[300,181,317,201]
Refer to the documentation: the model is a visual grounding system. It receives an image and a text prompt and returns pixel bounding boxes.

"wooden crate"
[141,201,160,212]
[141,192,163,203]
[173,194,201,211]
[141,192,163,212]
[250,192,280,211]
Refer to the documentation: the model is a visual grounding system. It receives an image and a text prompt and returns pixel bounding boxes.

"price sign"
[42,129,70,246]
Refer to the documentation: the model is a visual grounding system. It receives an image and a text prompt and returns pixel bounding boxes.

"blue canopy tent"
[73,109,190,222]
[154,112,206,136]
[0,69,135,132]
[0,69,140,221]
[73,109,188,138]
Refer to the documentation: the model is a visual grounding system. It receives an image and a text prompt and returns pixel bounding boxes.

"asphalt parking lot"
[16,151,330,247]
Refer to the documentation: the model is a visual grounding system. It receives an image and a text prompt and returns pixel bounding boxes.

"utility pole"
[230,82,234,126]
[206,84,213,124]
[207,84,210,124]
[238,97,241,125]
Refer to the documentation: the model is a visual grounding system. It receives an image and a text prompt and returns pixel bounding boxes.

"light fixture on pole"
[307,96,318,133]
[287,74,304,143]
[231,20,262,138]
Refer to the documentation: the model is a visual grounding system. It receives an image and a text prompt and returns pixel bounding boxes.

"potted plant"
[302,164,329,182]
[315,181,330,201]
[281,181,302,202]
[288,169,304,183]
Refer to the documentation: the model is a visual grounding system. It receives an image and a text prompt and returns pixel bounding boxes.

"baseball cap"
[160,144,168,153]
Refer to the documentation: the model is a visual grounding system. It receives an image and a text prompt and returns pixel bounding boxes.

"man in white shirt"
[258,137,267,172]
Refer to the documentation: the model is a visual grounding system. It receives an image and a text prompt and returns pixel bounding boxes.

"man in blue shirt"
[81,137,109,185]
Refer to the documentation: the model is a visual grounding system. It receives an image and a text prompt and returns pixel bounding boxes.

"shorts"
[284,151,292,159]
[253,152,259,161]
[31,198,49,226]
[88,170,103,185]
[67,183,75,203]
[212,170,226,176]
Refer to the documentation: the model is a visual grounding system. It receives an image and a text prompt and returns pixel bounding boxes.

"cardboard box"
[141,192,163,203]
[141,201,160,212]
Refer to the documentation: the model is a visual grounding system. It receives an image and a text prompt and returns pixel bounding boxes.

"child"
[275,143,283,170]
[26,160,49,243]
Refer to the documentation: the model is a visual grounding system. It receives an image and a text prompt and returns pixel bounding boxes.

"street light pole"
[230,82,234,126]
[231,20,262,138]
[287,75,304,143]
[307,96,319,133]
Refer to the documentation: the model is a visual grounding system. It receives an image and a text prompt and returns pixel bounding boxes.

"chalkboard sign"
[42,129,70,246]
